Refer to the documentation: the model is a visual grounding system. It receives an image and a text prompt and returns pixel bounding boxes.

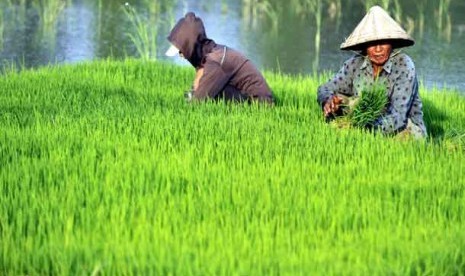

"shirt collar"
[383,57,393,74]
[360,54,393,74]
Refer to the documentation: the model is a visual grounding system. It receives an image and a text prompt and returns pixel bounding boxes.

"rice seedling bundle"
[350,79,389,128]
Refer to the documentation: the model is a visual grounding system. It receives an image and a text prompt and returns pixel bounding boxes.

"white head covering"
[165,44,179,57]
[340,5,414,51]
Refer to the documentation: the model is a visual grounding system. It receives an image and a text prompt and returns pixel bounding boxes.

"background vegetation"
[0,0,462,72]
[1,60,464,274]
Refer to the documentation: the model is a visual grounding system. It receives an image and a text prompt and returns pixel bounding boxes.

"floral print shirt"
[317,52,427,137]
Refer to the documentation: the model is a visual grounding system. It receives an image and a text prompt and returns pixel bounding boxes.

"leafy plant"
[349,79,389,128]
[0,9,3,51]
[123,3,158,60]
[1,60,464,275]
[32,0,66,28]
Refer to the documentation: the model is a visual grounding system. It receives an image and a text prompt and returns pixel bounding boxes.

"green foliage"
[123,3,158,60]
[1,60,465,275]
[0,9,3,51]
[349,79,389,128]
[32,0,66,27]
[241,0,279,31]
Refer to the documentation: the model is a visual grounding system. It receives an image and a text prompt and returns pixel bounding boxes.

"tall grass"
[3,0,26,7]
[361,0,390,11]
[32,0,66,31]
[241,0,279,31]
[288,0,323,71]
[1,60,464,275]
[0,9,3,52]
[415,0,427,37]
[123,3,158,60]
[437,0,452,42]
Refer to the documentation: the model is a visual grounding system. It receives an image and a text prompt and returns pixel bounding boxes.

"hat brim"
[165,44,179,57]
[339,6,414,51]
[341,38,415,51]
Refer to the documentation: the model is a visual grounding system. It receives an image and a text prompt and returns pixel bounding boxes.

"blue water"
[1,0,464,92]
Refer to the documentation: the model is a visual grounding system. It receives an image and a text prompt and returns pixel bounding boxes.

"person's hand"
[184,90,193,102]
[323,95,343,117]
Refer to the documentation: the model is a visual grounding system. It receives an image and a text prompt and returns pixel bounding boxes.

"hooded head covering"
[340,6,414,51]
[166,12,216,67]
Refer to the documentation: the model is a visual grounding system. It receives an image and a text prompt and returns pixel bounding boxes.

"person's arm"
[374,56,418,134]
[317,58,356,116]
[192,60,230,100]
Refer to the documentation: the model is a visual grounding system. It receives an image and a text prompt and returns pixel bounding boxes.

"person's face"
[366,43,392,66]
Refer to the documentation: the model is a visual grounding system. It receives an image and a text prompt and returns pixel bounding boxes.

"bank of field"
[1,60,464,275]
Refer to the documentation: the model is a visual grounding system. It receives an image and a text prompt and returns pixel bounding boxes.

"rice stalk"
[123,3,158,60]
[349,79,389,128]
[0,59,464,275]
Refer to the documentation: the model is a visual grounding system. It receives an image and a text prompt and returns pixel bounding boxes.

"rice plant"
[437,0,452,42]
[362,0,391,11]
[416,0,427,37]
[123,3,158,60]
[32,0,66,29]
[3,0,27,7]
[0,59,464,275]
[349,79,389,128]
[241,0,279,31]
[0,9,3,52]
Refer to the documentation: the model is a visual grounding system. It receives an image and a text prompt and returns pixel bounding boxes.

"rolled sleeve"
[317,57,358,108]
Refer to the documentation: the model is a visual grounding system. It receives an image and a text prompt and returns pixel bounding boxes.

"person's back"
[166,12,273,104]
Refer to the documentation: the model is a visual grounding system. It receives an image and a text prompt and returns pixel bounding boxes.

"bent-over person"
[166,12,274,104]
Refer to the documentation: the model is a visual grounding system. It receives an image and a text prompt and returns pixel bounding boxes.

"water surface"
[1,0,464,91]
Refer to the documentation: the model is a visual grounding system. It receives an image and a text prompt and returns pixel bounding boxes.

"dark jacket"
[167,12,274,103]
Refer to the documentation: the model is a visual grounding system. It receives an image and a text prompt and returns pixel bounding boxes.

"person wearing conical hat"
[165,12,274,104]
[317,6,427,138]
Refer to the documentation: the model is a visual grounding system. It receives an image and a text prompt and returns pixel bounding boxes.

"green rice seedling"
[123,3,158,60]
[442,128,465,151]
[328,79,388,130]
[349,79,389,128]
[0,59,464,275]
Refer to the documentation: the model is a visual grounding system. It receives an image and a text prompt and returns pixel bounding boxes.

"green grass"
[123,3,158,61]
[1,59,465,275]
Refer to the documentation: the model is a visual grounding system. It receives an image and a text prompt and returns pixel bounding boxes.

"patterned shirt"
[317,52,427,137]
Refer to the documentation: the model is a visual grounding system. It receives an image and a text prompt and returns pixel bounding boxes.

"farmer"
[165,12,274,104]
[317,6,427,138]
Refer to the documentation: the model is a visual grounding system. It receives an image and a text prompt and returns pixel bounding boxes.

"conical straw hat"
[340,5,414,51]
